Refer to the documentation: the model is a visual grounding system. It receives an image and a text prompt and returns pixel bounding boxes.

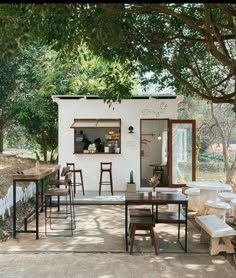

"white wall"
[53,96,178,192]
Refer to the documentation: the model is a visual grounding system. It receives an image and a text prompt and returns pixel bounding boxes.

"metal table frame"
[13,165,60,239]
[125,192,188,252]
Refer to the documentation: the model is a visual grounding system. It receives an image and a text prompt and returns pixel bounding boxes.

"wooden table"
[13,164,60,239]
[125,192,188,252]
[186,181,231,214]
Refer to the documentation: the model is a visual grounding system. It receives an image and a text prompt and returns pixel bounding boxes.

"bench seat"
[195,214,236,255]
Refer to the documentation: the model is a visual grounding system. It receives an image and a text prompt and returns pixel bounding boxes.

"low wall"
[0,182,36,220]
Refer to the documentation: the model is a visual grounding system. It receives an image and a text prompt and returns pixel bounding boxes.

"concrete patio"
[0,191,236,277]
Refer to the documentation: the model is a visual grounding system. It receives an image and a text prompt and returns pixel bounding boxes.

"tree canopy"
[0,3,235,110]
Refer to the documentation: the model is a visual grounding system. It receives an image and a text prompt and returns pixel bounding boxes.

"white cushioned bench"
[195,214,236,255]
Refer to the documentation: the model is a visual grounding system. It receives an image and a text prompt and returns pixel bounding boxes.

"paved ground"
[0,192,236,277]
[0,252,235,278]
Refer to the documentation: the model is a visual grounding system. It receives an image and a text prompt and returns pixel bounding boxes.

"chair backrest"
[101,162,112,171]
[64,171,73,187]
[61,166,70,177]
[66,163,75,171]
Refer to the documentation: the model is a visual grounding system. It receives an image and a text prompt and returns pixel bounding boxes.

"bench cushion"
[195,214,236,238]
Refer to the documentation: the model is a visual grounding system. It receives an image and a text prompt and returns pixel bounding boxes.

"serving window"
[71,119,121,154]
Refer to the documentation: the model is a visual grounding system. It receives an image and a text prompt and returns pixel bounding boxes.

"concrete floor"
[0,191,236,277]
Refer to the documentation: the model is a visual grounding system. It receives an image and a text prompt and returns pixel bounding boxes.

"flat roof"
[52,95,177,100]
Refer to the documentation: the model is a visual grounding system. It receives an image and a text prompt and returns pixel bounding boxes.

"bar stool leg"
[79,170,85,196]
[73,171,76,195]
[110,170,113,196]
[129,223,136,255]
[99,171,103,196]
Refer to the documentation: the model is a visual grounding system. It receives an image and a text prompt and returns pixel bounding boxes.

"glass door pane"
[168,120,196,187]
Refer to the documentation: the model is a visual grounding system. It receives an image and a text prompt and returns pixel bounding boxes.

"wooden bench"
[195,214,236,255]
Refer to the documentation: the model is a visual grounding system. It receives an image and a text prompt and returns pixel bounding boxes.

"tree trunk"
[0,119,3,153]
[41,129,47,162]
[0,128,3,153]
[210,102,236,183]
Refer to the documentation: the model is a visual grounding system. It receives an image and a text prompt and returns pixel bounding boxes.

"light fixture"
[157,121,162,141]
[128,126,134,133]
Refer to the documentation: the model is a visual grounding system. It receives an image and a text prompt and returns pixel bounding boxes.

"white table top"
[186,181,231,191]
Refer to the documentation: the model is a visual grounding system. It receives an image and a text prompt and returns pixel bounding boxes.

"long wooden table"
[13,164,60,239]
[125,192,188,252]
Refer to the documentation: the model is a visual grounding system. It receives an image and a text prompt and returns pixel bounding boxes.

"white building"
[52,95,195,192]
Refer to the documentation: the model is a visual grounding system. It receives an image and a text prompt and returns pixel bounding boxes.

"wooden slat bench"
[195,214,236,255]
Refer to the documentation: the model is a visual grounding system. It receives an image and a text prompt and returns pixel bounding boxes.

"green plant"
[129,170,134,184]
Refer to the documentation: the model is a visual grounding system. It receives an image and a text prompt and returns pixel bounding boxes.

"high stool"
[99,162,113,196]
[44,171,76,236]
[129,216,158,255]
[66,162,85,195]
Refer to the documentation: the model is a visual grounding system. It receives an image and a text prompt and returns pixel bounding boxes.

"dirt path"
[0,154,35,198]
[0,154,36,240]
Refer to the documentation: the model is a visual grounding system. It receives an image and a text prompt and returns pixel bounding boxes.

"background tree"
[179,96,236,183]
[1,4,235,107]
[9,42,135,161]
[0,57,17,153]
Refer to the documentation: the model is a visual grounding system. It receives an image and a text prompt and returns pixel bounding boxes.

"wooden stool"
[129,208,152,232]
[66,163,85,195]
[99,162,113,196]
[129,216,158,255]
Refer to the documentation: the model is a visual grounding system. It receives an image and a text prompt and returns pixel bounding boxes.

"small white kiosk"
[52,95,195,192]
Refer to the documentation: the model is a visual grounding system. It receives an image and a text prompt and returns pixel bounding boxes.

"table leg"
[73,171,76,195]
[185,202,188,252]
[125,204,128,251]
[177,204,180,240]
[13,180,16,239]
[35,181,39,240]
[40,179,44,212]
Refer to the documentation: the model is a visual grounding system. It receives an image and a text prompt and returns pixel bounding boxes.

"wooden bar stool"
[129,216,158,255]
[129,208,152,233]
[99,162,113,196]
[44,171,76,237]
[66,163,85,195]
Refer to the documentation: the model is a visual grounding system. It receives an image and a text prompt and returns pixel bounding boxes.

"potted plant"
[126,170,136,192]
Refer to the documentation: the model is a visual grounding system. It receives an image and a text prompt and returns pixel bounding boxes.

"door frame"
[167,119,196,187]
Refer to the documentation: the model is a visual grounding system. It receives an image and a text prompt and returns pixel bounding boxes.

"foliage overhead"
[0,3,236,108]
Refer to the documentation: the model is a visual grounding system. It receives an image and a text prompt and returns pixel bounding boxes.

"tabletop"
[13,164,61,181]
[186,181,231,191]
[125,192,187,204]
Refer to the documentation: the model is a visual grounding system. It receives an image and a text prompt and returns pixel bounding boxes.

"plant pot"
[126,182,136,193]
